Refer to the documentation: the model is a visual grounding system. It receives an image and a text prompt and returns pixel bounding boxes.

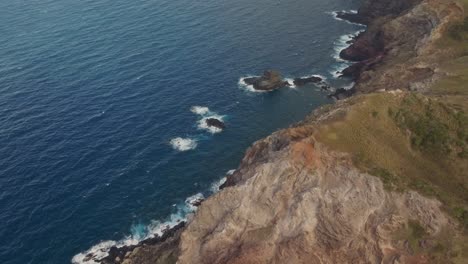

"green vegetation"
[389,94,467,157]
[317,93,468,230]
[449,17,468,41]
[431,0,468,98]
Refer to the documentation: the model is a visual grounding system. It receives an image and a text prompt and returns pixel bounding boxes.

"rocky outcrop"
[114,1,466,263]
[293,76,323,86]
[243,70,290,91]
[177,120,452,264]
[340,0,464,94]
[205,118,225,130]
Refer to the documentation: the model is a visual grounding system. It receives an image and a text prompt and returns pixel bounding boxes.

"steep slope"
[115,0,468,263]
[341,0,464,94]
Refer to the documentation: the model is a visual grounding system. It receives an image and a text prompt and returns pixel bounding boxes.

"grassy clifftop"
[315,92,467,262]
[431,0,468,100]
[316,93,467,226]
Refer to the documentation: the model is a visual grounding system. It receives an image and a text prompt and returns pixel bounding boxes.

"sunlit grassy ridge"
[431,0,468,101]
[311,1,468,261]
[316,93,467,225]
[315,92,467,262]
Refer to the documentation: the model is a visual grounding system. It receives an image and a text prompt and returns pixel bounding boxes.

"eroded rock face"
[243,70,290,91]
[341,0,464,93]
[177,123,451,264]
[116,1,464,263]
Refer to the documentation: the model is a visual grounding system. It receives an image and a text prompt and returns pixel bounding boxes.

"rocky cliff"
[116,0,468,263]
[341,0,464,94]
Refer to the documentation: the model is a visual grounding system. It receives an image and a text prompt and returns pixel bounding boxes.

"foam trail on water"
[170,137,198,151]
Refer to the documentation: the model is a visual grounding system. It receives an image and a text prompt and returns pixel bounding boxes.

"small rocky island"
[243,70,290,91]
[205,118,225,130]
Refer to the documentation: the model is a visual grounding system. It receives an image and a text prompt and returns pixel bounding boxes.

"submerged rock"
[187,196,204,207]
[335,11,367,25]
[293,76,323,86]
[205,118,225,130]
[243,70,290,91]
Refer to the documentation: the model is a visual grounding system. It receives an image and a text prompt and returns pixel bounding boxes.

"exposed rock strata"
[178,123,452,264]
[341,0,464,94]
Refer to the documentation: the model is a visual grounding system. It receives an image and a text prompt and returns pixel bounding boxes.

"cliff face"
[118,0,468,263]
[342,0,464,94]
[177,120,452,263]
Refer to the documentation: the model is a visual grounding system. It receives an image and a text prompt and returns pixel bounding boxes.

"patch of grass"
[390,93,467,156]
[430,1,468,97]
[449,17,468,41]
[315,93,468,231]
[369,167,402,191]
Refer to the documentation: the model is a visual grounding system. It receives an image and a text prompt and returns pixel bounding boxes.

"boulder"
[205,118,225,130]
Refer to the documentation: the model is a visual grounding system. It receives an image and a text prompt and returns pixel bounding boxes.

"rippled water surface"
[0,0,362,263]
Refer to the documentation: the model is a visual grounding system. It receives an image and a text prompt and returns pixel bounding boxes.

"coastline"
[75,0,468,263]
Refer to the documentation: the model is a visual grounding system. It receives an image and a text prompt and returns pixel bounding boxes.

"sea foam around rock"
[191,106,225,134]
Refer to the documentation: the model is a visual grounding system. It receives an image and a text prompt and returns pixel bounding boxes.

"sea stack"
[243,70,290,91]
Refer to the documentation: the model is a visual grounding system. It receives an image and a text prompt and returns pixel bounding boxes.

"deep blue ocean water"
[0,0,363,263]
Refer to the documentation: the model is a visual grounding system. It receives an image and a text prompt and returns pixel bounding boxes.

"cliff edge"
[116,0,468,263]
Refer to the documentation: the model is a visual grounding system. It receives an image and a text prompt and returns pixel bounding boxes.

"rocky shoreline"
[83,0,467,263]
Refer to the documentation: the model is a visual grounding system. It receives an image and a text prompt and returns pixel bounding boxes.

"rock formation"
[100,0,468,263]
[243,70,290,91]
[205,118,225,130]
[293,76,323,86]
[340,0,464,94]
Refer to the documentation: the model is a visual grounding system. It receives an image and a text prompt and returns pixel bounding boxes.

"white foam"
[190,106,210,116]
[197,115,224,134]
[330,29,365,79]
[304,74,326,80]
[72,191,203,264]
[210,177,227,193]
[238,76,267,93]
[329,63,350,78]
[170,137,198,151]
[210,169,235,193]
[72,168,240,264]
[185,193,205,211]
[328,10,364,26]
[190,106,226,134]
[332,33,355,62]
[284,78,297,89]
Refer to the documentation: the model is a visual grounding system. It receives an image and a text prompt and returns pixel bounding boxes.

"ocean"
[0,0,363,263]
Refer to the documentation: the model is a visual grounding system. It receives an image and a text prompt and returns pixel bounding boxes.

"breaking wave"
[72,170,236,264]
[170,137,198,151]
